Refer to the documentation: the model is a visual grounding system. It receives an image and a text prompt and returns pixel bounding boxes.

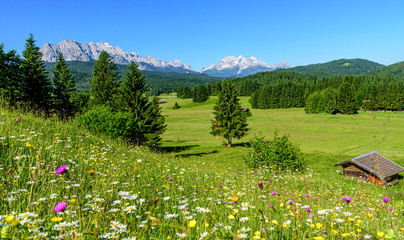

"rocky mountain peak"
[40,40,195,72]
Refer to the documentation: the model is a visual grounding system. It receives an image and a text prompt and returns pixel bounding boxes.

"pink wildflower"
[54,202,67,212]
[55,164,67,175]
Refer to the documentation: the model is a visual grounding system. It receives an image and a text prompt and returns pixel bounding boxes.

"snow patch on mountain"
[200,56,290,77]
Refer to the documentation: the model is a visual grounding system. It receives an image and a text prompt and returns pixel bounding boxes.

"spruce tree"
[119,61,166,147]
[90,51,118,107]
[211,79,249,147]
[20,34,51,110]
[0,43,21,106]
[143,96,167,148]
[192,85,209,102]
[336,81,359,114]
[52,52,76,114]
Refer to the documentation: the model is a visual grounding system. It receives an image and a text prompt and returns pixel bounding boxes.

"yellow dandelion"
[188,219,196,228]
[232,209,239,215]
[87,169,95,174]
[51,217,63,223]
[4,215,14,223]
[231,196,238,202]
[313,237,325,240]
[228,215,235,220]
[11,219,20,226]
[377,232,384,237]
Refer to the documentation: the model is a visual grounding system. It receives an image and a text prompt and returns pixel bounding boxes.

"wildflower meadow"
[1,109,404,239]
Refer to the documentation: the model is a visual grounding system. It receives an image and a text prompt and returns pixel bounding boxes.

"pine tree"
[20,34,51,110]
[0,43,21,106]
[90,51,118,107]
[211,79,249,147]
[192,85,209,102]
[143,96,167,148]
[119,61,166,147]
[336,81,359,114]
[53,52,76,115]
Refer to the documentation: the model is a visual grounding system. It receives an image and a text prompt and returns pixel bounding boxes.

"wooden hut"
[335,152,404,186]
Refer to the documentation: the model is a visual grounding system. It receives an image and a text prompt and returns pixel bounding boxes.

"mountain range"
[40,40,290,77]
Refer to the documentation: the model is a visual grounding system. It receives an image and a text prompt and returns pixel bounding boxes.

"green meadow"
[159,95,404,175]
[1,97,404,239]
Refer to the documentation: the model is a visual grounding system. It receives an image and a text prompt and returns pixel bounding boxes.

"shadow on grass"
[230,142,250,148]
[158,144,199,153]
[176,150,218,158]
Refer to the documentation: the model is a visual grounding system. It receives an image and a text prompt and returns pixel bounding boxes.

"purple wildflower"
[271,191,277,195]
[342,197,352,203]
[55,164,67,175]
[258,181,263,189]
[382,197,390,203]
[169,177,173,181]
[54,202,67,212]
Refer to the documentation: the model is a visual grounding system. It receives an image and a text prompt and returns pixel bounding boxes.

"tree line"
[0,34,166,147]
[183,71,404,114]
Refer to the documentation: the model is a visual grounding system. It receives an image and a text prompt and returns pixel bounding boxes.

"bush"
[244,132,306,171]
[77,106,136,140]
[172,102,181,109]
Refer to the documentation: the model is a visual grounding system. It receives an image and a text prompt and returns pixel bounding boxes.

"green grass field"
[1,98,404,239]
[159,95,404,174]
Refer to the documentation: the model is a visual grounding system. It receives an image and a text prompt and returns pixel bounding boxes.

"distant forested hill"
[44,61,222,93]
[367,61,404,80]
[276,59,384,77]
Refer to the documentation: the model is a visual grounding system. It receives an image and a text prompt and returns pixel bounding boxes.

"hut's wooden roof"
[335,152,404,179]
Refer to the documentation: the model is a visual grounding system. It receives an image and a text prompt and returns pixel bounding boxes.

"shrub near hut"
[244,132,306,171]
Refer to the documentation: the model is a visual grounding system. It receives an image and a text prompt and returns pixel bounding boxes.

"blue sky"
[1,0,403,71]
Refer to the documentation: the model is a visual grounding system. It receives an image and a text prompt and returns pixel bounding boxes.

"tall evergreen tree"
[211,79,249,147]
[0,43,21,106]
[20,34,51,110]
[143,96,167,147]
[192,85,209,102]
[90,51,118,107]
[336,80,359,114]
[119,61,166,147]
[52,52,76,114]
